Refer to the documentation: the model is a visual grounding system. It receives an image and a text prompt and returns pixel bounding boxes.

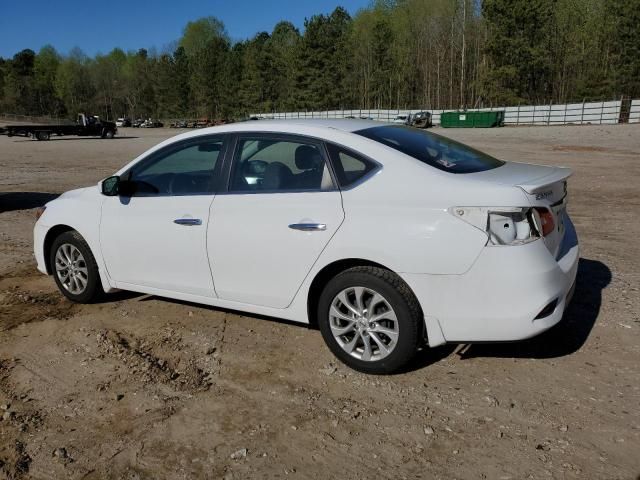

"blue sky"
[0,0,370,58]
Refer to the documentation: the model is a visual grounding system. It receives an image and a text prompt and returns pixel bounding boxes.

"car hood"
[56,186,96,202]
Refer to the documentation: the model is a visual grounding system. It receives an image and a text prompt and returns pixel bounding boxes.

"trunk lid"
[473,162,572,257]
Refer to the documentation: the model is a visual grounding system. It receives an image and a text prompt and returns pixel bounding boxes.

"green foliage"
[269,22,301,111]
[295,7,352,110]
[3,49,37,114]
[0,3,638,120]
[482,0,555,103]
[155,47,190,118]
[607,0,640,97]
[34,46,64,115]
[55,50,95,115]
[180,17,229,56]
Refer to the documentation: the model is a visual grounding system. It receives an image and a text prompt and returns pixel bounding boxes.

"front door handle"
[174,218,202,226]
[289,223,327,231]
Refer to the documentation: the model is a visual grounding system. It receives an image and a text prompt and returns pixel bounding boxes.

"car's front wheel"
[50,231,103,303]
[318,266,422,374]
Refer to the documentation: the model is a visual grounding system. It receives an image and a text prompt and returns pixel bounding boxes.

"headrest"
[263,162,293,190]
[295,145,322,170]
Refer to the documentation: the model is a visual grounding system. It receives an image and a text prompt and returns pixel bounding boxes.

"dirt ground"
[0,124,639,480]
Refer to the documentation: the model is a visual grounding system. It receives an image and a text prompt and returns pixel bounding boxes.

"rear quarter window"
[326,143,378,188]
[355,125,504,174]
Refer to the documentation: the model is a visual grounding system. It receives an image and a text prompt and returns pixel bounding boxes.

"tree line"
[0,0,638,121]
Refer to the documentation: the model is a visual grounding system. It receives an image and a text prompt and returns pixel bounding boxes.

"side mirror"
[101,176,120,196]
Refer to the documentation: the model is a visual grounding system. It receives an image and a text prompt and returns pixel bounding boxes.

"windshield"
[355,125,504,174]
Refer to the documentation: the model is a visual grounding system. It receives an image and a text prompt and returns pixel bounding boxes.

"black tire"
[317,266,422,374]
[36,131,50,141]
[50,231,104,303]
[103,129,115,139]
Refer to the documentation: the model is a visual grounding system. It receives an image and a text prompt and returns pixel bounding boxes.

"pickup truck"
[3,114,117,140]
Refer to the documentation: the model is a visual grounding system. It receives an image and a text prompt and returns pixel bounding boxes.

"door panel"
[208,134,344,309]
[208,191,343,308]
[99,135,226,297]
[101,196,215,297]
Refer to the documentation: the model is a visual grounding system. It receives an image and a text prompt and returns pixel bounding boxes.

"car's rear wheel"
[318,266,422,374]
[35,131,50,141]
[50,231,103,303]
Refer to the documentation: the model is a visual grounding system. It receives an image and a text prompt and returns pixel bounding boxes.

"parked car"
[132,118,144,128]
[170,120,189,128]
[195,118,213,128]
[116,118,131,127]
[141,119,164,128]
[392,114,411,125]
[410,111,432,128]
[33,119,578,374]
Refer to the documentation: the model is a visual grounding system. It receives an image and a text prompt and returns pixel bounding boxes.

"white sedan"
[33,120,579,374]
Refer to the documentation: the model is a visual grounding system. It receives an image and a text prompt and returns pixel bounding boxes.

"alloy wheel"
[55,243,89,295]
[329,286,399,362]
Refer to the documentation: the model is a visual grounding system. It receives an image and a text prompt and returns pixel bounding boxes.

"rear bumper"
[402,216,579,345]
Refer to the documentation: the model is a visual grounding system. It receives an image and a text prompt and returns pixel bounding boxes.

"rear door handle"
[289,223,327,231]
[174,218,202,226]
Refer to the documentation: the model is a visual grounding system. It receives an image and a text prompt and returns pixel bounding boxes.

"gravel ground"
[0,124,639,479]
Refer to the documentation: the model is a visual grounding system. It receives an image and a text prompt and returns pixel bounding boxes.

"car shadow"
[136,295,311,330]
[456,258,611,361]
[0,192,59,213]
[399,343,460,373]
[137,294,460,372]
[93,290,144,304]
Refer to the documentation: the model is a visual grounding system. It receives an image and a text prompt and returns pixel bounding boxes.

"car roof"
[214,118,388,134]
[251,118,388,132]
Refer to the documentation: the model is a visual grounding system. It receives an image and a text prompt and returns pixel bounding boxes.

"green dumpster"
[440,111,505,128]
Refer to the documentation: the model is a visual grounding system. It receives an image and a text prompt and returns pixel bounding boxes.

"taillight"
[450,206,541,246]
[533,207,555,237]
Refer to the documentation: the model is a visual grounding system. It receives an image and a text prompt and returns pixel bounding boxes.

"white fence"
[252,99,639,126]
[630,99,640,124]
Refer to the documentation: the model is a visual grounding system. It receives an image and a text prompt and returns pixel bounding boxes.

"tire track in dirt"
[0,359,45,480]
[0,289,76,332]
[0,267,77,332]
[95,328,213,393]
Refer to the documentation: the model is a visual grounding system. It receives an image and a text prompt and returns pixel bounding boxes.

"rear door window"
[229,137,335,192]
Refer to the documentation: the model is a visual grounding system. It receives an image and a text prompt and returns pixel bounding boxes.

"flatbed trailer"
[2,114,117,140]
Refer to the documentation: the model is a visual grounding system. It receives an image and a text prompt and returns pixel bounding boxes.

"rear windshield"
[355,125,504,174]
